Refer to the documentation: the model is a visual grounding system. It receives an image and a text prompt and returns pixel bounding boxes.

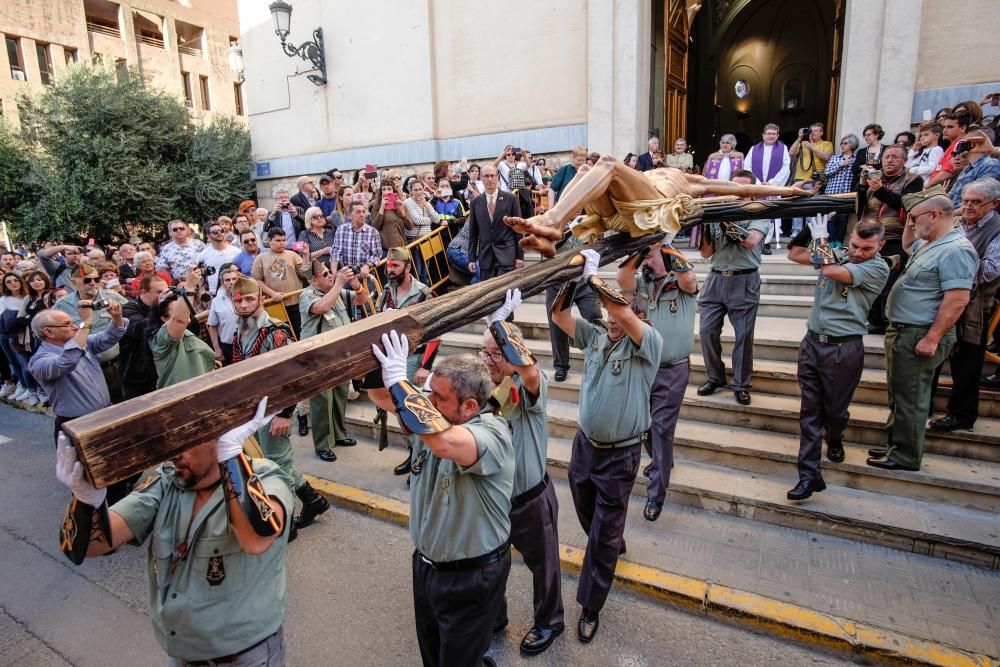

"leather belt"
[807,330,863,344]
[711,268,758,277]
[184,629,281,666]
[512,474,549,508]
[889,322,930,330]
[418,542,509,571]
[659,357,690,369]
[588,430,649,450]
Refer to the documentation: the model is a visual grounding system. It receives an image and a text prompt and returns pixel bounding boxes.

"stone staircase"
[346,252,1000,570]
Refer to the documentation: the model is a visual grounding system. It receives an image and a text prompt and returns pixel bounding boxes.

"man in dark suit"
[265,188,307,242]
[468,164,524,279]
[290,175,318,211]
[637,136,660,172]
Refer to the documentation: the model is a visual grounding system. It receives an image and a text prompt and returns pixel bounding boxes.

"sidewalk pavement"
[292,433,1000,666]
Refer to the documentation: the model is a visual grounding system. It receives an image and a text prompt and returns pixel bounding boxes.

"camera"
[866,169,882,180]
[199,263,216,277]
[800,127,810,139]
[954,139,972,154]
[349,265,362,275]
[83,299,109,311]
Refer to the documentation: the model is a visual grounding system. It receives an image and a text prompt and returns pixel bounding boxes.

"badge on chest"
[206,556,225,586]
[611,359,623,375]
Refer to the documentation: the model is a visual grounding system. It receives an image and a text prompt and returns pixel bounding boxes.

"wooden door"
[663,0,691,144]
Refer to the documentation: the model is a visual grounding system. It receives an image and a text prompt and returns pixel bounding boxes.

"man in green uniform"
[551,249,663,643]
[55,399,293,665]
[375,247,440,475]
[299,263,371,461]
[150,291,218,388]
[480,290,564,655]
[369,340,514,667]
[869,186,979,471]
[697,170,771,405]
[617,243,698,521]
[232,275,329,530]
[785,215,889,499]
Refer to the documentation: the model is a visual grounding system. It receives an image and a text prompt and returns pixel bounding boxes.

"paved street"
[0,403,852,666]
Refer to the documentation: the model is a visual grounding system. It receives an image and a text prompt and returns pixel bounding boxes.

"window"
[64,48,78,65]
[233,82,244,116]
[84,0,122,38]
[181,71,193,107]
[6,37,25,81]
[175,20,205,58]
[36,42,54,85]
[198,75,210,110]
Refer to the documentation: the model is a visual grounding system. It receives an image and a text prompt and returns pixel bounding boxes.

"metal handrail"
[177,44,203,57]
[86,22,121,38]
[136,34,165,48]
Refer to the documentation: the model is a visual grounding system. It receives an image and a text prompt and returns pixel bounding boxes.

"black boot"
[298,414,309,436]
[294,482,329,529]
[394,447,412,476]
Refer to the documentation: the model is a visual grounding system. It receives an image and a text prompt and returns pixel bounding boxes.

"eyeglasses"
[840,141,851,145]
[479,350,505,363]
[46,322,78,329]
[961,198,990,207]
[170,227,185,233]
[80,276,99,284]
[332,175,343,180]
[208,228,224,235]
[242,239,257,245]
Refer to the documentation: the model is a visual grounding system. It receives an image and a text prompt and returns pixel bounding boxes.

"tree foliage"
[4,65,253,247]
[0,120,30,221]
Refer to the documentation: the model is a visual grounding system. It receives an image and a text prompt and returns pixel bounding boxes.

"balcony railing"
[86,21,121,38]
[137,33,165,48]
[177,44,203,57]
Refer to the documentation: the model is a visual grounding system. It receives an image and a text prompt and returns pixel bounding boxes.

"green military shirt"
[409,411,514,562]
[886,229,979,326]
[376,277,432,311]
[508,372,549,497]
[635,273,696,365]
[234,310,292,358]
[572,319,663,442]
[111,458,294,662]
[298,285,353,339]
[53,289,130,362]
[150,326,217,389]
[807,252,890,337]
[706,220,771,271]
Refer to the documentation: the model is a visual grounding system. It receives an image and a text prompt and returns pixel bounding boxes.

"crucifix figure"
[505,153,814,257]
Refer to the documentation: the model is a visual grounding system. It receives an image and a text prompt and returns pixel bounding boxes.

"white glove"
[217,396,273,462]
[807,213,830,240]
[372,330,410,387]
[579,249,600,282]
[487,289,522,325]
[56,434,106,508]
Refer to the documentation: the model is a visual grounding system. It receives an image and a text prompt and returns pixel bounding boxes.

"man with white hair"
[291,174,318,211]
[928,178,1000,433]
[637,136,661,172]
[265,188,306,242]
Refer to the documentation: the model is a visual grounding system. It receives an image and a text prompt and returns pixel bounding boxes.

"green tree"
[9,64,254,246]
[175,115,255,224]
[0,120,30,230]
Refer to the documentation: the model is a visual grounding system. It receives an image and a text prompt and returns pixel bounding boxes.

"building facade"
[0,0,244,125]
[237,0,999,203]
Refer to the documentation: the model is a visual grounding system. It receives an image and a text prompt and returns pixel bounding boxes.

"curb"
[305,473,998,667]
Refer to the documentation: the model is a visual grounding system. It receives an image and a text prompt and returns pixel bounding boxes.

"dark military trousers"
[545,282,601,373]
[698,271,761,391]
[796,335,865,482]
[943,323,990,424]
[412,548,511,667]
[309,381,350,453]
[568,430,641,612]
[869,239,907,331]
[645,361,688,503]
[257,426,305,492]
[504,478,565,632]
[885,324,956,469]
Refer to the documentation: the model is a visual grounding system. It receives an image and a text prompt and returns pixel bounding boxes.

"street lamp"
[227,44,244,84]
[267,0,327,86]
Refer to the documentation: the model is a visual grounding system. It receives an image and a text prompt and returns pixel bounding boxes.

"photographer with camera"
[196,221,240,294]
[50,263,130,403]
[947,131,1000,208]
[789,123,834,236]
[265,188,307,244]
[119,274,170,399]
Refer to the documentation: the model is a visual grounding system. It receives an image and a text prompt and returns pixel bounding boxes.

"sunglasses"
[170,226,186,232]
[208,228,224,234]
[80,276,99,284]
[243,239,257,245]
[333,175,344,180]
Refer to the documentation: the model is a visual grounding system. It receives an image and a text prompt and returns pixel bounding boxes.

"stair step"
[341,401,1000,568]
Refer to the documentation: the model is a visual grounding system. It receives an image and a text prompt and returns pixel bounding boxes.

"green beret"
[233,275,260,298]
[902,185,951,212]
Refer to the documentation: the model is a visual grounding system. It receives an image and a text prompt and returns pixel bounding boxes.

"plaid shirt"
[331,222,382,269]
[823,153,855,195]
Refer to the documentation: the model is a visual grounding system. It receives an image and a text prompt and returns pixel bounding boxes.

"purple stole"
[750,141,785,181]
[704,154,744,180]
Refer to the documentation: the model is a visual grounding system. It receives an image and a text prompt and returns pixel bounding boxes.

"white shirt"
[207,290,239,344]
[907,145,944,177]
[717,154,733,182]
[197,244,241,294]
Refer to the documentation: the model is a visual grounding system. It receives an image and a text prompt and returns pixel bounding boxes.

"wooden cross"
[64,194,856,487]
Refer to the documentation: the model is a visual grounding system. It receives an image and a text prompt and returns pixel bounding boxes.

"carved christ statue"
[505,154,813,257]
